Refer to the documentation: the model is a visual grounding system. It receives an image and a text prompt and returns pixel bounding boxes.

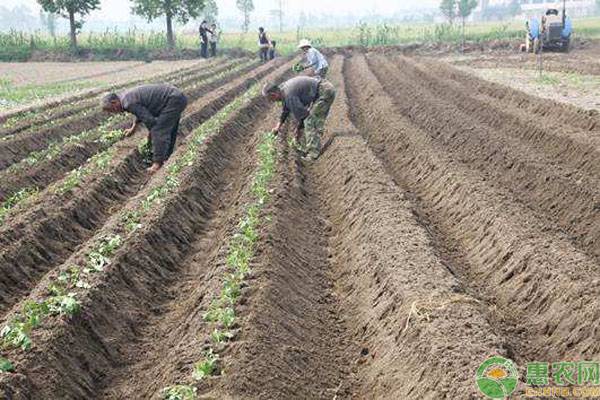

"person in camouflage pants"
[263,76,336,161]
[303,80,335,159]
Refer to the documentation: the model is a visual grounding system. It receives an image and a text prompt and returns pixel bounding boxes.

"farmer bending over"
[263,76,336,161]
[102,84,188,174]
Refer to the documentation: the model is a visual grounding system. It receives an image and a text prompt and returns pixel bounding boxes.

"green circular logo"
[476,356,518,399]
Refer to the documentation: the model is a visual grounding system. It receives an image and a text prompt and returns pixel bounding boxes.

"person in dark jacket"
[102,84,188,173]
[258,27,270,62]
[199,21,213,59]
[263,76,336,161]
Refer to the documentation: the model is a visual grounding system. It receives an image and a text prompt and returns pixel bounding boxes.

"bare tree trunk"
[68,10,77,50]
[244,11,250,32]
[166,13,175,49]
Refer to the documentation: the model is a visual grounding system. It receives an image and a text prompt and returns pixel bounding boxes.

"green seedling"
[22,301,50,328]
[220,275,242,304]
[0,187,38,224]
[138,140,153,164]
[48,293,81,316]
[210,328,234,344]
[202,301,224,323]
[161,385,197,400]
[0,357,14,373]
[192,349,219,380]
[1,319,32,351]
[219,307,236,329]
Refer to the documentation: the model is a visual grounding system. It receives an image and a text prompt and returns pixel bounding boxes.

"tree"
[131,0,206,49]
[457,0,478,51]
[37,0,100,49]
[440,0,456,24]
[201,0,218,24]
[40,10,58,37]
[236,0,254,33]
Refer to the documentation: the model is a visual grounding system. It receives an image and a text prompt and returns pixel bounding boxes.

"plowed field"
[1,49,600,399]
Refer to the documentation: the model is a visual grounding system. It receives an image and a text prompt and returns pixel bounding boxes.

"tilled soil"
[3,47,600,400]
[0,59,256,173]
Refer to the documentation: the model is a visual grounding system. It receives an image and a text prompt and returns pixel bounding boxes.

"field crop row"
[161,131,277,400]
[0,80,264,371]
[0,59,259,208]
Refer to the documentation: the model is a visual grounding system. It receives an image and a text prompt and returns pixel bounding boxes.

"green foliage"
[236,0,254,32]
[0,357,14,373]
[0,79,95,111]
[192,349,219,380]
[458,0,478,19]
[200,0,218,24]
[0,320,32,351]
[0,187,38,225]
[161,385,197,400]
[36,0,101,48]
[131,0,206,47]
[440,0,457,24]
[210,328,233,344]
[131,0,205,23]
[56,147,116,194]
[1,294,80,351]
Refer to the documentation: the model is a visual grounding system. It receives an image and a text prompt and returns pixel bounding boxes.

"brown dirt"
[194,55,506,400]
[4,46,600,400]
[0,59,255,172]
[0,59,258,203]
[345,51,600,391]
[0,60,200,88]
[0,60,218,138]
[0,59,285,320]
[0,60,294,400]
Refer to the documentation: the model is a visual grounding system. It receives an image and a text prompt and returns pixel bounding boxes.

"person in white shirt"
[297,39,329,78]
[209,23,219,57]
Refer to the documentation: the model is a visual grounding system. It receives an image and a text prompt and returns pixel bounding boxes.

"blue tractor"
[525,1,573,53]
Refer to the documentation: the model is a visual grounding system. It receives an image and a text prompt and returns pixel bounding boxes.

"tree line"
[34,0,253,50]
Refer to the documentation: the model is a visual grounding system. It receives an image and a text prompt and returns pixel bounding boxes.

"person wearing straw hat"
[296,39,329,78]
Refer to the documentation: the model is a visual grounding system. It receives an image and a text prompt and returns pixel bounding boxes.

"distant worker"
[269,40,277,60]
[209,23,219,57]
[102,84,188,174]
[199,21,214,59]
[297,39,329,78]
[258,27,271,62]
[263,76,336,161]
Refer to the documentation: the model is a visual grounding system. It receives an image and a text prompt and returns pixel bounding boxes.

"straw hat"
[298,39,312,49]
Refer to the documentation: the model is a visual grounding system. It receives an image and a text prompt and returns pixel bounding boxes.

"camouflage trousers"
[302,79,336,159]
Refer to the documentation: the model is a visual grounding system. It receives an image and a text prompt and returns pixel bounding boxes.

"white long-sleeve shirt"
[303,48,328,74]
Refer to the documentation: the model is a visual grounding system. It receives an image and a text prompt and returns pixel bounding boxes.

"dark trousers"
[200,41,208,58]
[151,93,188,163]
[259,47,269,62]
[210,42,217,57]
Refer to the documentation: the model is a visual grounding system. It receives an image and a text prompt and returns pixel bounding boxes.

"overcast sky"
[4,0,440,22]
